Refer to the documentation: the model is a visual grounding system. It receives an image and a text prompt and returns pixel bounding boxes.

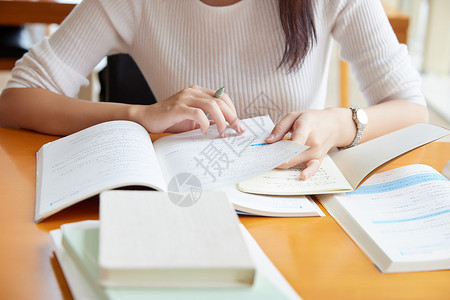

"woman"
[0,0,428,180]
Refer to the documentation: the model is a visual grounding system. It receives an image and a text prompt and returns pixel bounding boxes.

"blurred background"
[0,0,449,139]
[326,0,450,141]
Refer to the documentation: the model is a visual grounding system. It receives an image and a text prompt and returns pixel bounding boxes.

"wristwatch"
[338,107,368,150]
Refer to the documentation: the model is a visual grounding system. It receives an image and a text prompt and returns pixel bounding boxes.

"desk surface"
[0,127,449,300]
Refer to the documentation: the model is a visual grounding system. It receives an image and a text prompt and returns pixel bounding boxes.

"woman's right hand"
[131,85,245,137]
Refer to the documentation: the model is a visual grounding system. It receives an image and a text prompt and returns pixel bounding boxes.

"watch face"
[356,109,368,125]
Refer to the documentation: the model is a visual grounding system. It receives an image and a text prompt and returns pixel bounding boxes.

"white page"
[50,229,102,300]
[335,164,450,265]
[219,185,324,217]
[238,123,449,196]
[36,121,166,222]
[238,155,353,195]
[153,116,307,190]
[330,123,450,189]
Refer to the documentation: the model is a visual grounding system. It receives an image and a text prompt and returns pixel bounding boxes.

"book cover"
[98,190,255,288]
[52,220,301,300]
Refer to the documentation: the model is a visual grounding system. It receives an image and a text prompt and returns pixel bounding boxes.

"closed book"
[98,190,255,288]
[52,220,301,300]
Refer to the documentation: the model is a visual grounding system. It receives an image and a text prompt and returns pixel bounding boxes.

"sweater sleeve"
[5,0,141,97]
[330,0,426,106]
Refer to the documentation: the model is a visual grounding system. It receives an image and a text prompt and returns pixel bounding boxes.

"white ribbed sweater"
[7,0,425,124]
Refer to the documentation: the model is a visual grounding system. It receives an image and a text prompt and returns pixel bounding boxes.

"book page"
[36,121,166,222]
[219,185,324,217]
[328,164,450,271]
[153,116,307,190]
[237,155,353,195]
[330,123,450,189]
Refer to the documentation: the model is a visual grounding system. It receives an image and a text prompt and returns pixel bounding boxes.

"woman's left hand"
[265,108,356,180]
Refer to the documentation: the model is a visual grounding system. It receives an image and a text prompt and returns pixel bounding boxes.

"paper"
[238,123,450,196]
[153,116,307,190]
[238,155,352,195]
[220,185,324,217]
[35,116,307,221]
[342,165,450,261]
[36,121,166,220]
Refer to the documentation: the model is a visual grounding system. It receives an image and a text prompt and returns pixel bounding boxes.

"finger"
[180,89,228,135]
[218,93,237,115]
[187,107,211,135]
[215,100,245,135]
[300,158,321,180]
[171,105,210,135]
[265,112,299,143]
[191,86,239,123]
[277,147,315,169]
[290,121,310,146]
[185,91,243,136]
[186,98,228,137]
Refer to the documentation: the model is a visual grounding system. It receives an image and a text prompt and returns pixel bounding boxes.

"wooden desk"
[0,128,449,300]
[0,0,79,69]
[0,0,79,26]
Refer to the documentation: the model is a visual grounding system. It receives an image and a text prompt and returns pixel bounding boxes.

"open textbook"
[218,185,324,217]
[318,164,450,273]
[50,220,301,300]
[35,115,307,222]
[238,123,450,195]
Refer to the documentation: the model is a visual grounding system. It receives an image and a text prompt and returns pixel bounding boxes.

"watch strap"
[338,107,366,150]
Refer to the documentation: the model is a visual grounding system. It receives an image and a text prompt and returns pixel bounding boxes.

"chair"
[0,26,31,70]
[99,54,157,105]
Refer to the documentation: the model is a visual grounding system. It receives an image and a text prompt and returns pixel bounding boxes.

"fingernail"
[266,134,276,141]
[237,124,246,134]
[220,130,228,138]
[302,170,309,180]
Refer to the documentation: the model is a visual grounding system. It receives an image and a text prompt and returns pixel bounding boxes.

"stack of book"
[50,190,301,299]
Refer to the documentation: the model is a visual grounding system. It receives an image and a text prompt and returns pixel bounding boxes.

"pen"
[212,86,245,136]
[204,87,225,125]
[211,87,226,137]
[213,86,225,99]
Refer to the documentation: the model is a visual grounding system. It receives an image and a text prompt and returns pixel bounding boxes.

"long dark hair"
[278,0,317,72]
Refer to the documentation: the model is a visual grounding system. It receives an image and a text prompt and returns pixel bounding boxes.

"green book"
[51,221,300,300]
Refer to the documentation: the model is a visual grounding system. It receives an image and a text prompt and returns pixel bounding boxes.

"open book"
[238,123,450,195]
[50,220,302,300]
[35,115,306,222]
[317,164,450,273]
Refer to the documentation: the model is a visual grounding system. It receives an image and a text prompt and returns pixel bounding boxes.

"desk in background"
[0,0,79,70]
[0,128,449,300]
[0,0,79,26]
